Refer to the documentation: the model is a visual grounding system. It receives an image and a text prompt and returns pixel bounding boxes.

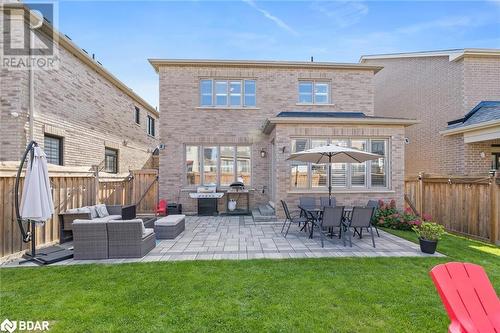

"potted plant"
[412,222,445,254]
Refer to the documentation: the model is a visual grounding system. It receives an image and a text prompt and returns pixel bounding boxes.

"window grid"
[147,116,155,137]
[199,79,256,107]
[185,145,252,187]
[298,81,330,104]
[104,148,118,174]
[44,135,63,166]
[290,138,388,190]
[134,107,140,124]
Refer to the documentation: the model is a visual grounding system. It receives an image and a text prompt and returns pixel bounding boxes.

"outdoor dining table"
[298,205,353,238]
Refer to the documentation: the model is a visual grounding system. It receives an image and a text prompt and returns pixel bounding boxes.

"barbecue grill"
[189,185,224,215]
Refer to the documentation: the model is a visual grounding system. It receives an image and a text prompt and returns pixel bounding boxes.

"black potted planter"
[419,238,438,254]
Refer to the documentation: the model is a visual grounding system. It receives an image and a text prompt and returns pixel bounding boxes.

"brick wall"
[364,55,500,176]
[0,8,159,172]
[157,64,377,213]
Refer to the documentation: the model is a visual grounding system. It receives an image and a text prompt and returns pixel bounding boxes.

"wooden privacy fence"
[0,166,158,259]
[405,172,500,244]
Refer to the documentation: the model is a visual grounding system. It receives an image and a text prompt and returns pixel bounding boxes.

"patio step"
[252,204,277,222]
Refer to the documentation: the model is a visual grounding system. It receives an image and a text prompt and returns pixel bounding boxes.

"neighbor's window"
[44,135,63,166]
[147,115,155,137]
[200,79,256,107]
[298,81,330,104]
[185,145,252,186]
[104,148,118,173]
[289,138,388,190]
[134,107,140,124]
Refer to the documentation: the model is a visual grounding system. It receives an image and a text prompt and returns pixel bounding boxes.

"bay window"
[200,79,257,107]
[289,138,389,190]
[185,145,252,186]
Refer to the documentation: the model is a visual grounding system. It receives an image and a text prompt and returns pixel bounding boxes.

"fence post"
[417,172,425,216]
[490,171,499,244]
[93,165,100,205]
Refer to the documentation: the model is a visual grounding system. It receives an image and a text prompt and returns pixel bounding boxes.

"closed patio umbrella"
[287,144,382,206]
[20,145,54,222]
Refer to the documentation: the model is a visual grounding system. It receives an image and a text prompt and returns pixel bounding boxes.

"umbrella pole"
[328,154,332,206]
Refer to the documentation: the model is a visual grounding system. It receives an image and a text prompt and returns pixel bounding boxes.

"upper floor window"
[200,79,256,107]
[298,81,330,104]
[44,134,63,166]
[134,107,140,124]
[147,115,155,137]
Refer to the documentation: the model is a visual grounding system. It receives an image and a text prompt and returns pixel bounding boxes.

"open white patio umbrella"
[287,144,382,206]
[20,145,54,222]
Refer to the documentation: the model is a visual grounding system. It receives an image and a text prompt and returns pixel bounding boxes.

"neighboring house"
[361,48,500,176]
[441,101,500,173]
[149,59,417,216]
[0,4,159,173]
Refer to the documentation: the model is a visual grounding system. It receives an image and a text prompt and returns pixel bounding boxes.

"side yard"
[0,231,498,332]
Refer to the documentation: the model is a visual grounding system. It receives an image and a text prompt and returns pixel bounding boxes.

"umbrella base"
[20,245,73,265]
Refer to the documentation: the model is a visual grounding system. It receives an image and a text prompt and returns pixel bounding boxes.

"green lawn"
[1,231,498,333]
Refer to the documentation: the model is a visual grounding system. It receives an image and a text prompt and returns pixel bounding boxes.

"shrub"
[413,222,445,241]
[372,200,432,231]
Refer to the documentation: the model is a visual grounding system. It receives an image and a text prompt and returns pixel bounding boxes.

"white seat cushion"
[92,215,122,222]
[142,228,154,238]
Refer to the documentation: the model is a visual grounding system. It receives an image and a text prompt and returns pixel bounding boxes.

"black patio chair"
[342,206,376,248]
[366,200,381,237]
[281,200,309,238]
[299,196,318,220]
[320,196,336,208]
[318,206,345,248]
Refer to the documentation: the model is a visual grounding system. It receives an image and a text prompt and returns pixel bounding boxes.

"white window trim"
[199,79,257,108]
[289,137,390,191]
[298,80,331,105]
[184,144,253,188]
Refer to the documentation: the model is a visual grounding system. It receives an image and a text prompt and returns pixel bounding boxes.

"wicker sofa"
[59,204,136,243]
[72,219,155,260]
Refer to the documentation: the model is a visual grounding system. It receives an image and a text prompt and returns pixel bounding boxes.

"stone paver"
[1,216,443,267]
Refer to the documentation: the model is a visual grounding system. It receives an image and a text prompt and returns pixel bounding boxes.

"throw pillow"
[95,204,109,218]
[88,206,99,219]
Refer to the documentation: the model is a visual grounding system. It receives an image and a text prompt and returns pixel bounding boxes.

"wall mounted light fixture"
[260,148,267,158]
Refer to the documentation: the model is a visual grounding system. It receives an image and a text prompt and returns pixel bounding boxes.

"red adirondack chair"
[429,262,500,333]
[155,199,167,216]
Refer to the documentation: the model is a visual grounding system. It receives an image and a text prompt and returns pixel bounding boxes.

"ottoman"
[154,215,186,239]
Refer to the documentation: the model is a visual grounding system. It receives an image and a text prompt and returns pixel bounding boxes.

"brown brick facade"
[362,52,500,176]
[153,61,410,215]
[1,7,159,173]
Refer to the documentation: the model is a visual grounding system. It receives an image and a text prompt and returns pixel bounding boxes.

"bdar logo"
[0,319,17,333]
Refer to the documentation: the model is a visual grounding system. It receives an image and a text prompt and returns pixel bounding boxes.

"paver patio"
[2,215,442,267]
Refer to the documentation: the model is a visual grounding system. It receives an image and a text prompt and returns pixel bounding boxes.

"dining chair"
[281,200,309,238]
[342,206,376,248]
[318,206,345,248]
[299,197,318,220]
[366,200,381,237]
[320,196,336,208]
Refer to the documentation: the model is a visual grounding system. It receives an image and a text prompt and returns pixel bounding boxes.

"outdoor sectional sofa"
[59,204,136,243]
[72,219,156,260]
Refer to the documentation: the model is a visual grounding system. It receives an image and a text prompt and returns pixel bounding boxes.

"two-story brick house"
[1,3,159,173]
[150,59,417,216]
[361,49,500,176]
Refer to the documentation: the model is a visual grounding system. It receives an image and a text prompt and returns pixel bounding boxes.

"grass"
[1,231,498,333]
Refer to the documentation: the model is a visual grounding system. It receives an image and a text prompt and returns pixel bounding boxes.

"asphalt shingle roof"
[447,101,500,130]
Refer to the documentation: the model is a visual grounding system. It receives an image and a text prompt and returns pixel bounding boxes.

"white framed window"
[290,138,389,190]
[185,145,252,186]
[298,81,330,104]
[199,79,256,107]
